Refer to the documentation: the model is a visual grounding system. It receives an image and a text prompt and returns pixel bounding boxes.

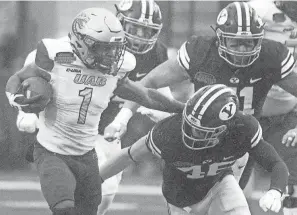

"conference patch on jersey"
[118,0,133,11]
[219,102,236,121]
[217,8,228,25]
[54,52,76,64]
[194,72,216,85]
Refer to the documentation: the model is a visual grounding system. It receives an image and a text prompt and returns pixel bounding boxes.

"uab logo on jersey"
[73,74,107,87]
[219,102,236,121]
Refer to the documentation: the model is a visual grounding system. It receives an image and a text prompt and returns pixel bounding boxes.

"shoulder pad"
[235,113,262,148]
[260,39,295,79]
[24,50,37,67]
[41,38,73,61]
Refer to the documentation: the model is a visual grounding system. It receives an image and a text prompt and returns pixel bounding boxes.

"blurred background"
[0,1,270,215]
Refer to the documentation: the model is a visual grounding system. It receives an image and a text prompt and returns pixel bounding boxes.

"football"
[21,76,53,113]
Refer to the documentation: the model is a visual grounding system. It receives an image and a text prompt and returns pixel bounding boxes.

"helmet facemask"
[182,109,227,150]
[216,29,263,67]
[72,33,126,74]
[119,14,162,54]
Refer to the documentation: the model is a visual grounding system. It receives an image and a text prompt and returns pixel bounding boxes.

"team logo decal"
[54,52,76,64]
[256,16,264,29]
[217,9,228,25]
[229,76,239,84]
[194,72,216,85]
[118,0,133,11]
[219,102,236,121]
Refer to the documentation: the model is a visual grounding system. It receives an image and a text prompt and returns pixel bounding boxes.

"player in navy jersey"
[100,84,288,215]
[105,1,297,191]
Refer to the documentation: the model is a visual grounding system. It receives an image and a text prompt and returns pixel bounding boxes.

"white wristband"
[113,108,133,125]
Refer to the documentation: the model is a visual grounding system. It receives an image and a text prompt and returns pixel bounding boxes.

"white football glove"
[16,111,39,133]
[6,92,29,111]
[137,106,172,123]
[259,189,282,213]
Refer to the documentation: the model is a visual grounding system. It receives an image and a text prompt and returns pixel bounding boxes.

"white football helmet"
[69,8,126,75]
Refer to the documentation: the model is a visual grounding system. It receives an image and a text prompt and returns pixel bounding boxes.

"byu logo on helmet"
[217,8,228,25]
[118,0,133,11]
[219,102,236,121]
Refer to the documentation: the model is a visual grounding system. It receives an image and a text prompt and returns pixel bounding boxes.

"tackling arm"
[114,58,189,123]
[100,135,153,181]
[114,76,185,113]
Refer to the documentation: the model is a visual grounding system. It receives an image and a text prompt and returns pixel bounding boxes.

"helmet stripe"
[243,2,250,32]
[140,0,147,20]
[234,2,242,32]
[239,2,246,32]
[191,84,225,117]
[148,0,154,22]
[199,88,234,119]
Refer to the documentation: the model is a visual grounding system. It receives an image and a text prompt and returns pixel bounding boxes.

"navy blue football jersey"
[128,41,168,81]
[146,112,262,207]
[177,36,295,118]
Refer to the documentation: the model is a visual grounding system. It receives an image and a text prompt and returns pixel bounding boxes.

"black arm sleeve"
[250,139,289,193]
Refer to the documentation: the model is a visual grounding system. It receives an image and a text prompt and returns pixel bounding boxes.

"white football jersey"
[25,37,135,155]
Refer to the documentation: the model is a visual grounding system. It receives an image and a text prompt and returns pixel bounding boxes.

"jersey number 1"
[232,86,254,115]
[77,87,93,124]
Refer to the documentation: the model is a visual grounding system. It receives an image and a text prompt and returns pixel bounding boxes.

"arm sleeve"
[250,139,289,193]
[35,40,55,72]
[271,41,296,81]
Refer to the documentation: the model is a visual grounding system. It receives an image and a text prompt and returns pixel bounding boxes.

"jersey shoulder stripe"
[145,127,162,158]
[281,52,295,79]
[177,41,190,70]
[251,122,262,148]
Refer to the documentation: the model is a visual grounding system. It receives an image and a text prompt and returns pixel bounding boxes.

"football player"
[100,84,289,215]
[247,1,297,215]
[97,1,194,214]
[5,8,184,215]
[104,0,297,189]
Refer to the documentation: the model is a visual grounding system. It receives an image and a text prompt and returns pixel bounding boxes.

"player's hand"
[137,107,171,123]
[104,122,127,142]
[282,128,297,147]
[16,111,39,133]
[6,84,43,112]
[259,189,282,213]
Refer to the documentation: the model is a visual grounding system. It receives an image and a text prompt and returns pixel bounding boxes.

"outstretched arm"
[114,77,185,113]
[100,135,154,181]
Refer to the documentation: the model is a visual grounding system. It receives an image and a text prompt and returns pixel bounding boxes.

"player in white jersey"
[5,8,184,215]
[245,2,297,215]
[19,36,137,215]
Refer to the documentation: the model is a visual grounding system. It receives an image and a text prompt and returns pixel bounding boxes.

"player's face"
[125,23,155,40]
[83,36,124,71]
[225,38,256,66]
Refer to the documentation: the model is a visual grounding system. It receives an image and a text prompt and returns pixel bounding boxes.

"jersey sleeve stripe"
[281,54,295,78]
[145,128,162,158]
[281,51,291,67]
[251,122,262,148]
[177,42,190,70]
